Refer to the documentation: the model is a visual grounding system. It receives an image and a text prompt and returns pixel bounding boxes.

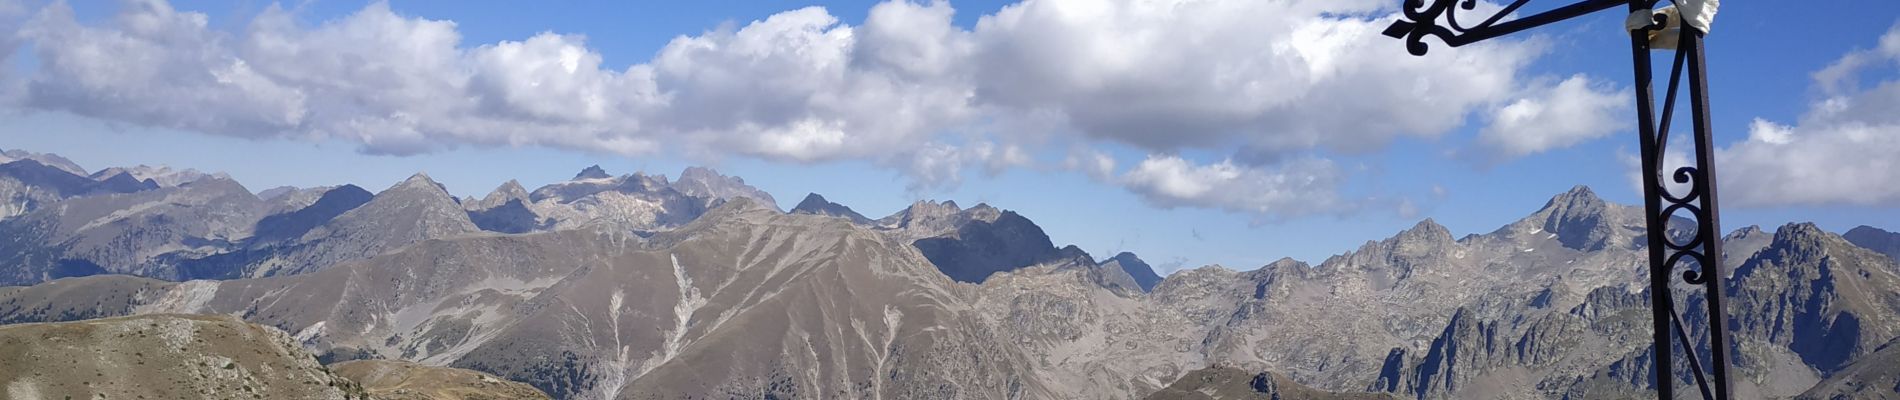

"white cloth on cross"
[1624,0,1719,50]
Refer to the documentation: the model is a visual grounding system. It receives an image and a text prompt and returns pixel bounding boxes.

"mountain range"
[1,147,1897,399]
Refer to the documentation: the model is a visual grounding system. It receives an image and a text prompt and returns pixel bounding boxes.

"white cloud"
[1119,155,1345,222]
[969,0,1543,159]
[1063,147,1117,181]
[3,0,1586,220]
[1478,74,1629,160]
[1717,23,1900,207]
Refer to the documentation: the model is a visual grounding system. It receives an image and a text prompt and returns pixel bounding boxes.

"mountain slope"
[332,359,552,400]
[0,313,369,400]
[244,173,480,277]
[0,199,1052,400]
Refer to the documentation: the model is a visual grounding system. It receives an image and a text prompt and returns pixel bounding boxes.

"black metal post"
[1681,27,1735,399]
[1625,5,1675,397]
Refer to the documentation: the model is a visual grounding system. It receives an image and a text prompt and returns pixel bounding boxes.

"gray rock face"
[673,167,778,211]
[1731,223,1900,375]
[526,167,709,232]
[1514,185,1642,252]
[1845,225,1900,262]
[911,207,1064,284]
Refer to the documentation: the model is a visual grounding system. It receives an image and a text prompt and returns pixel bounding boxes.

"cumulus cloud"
[970,0,1542,159]
[1120,155,1345,222]
[1478,74,1629,160]
[3,0,1588,220]
[1717,23,1900,206]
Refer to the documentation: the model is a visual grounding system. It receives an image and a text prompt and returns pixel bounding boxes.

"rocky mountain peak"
[0,148,87,176]
[1101,252,1163,292]
[911,207,1063,283]
[1522,185,1631,251]
[470,179,531,211]
[573,165,611,180]
[791,193,873,224]
[1396,218,1454,245]
[1730,222,1900,373]
[673,166,778,209]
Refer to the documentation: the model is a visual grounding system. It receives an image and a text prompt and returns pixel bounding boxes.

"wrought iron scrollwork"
[1383,0,1532,55]
[1383,0,1629,56]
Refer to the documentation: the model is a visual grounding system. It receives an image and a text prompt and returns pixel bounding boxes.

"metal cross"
[1384,0,1731,399]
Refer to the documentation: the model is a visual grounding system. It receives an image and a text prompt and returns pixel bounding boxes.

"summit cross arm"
[1383,0,1732,399]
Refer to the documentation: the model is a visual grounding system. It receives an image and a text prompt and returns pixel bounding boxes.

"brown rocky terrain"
[0,313,370,399]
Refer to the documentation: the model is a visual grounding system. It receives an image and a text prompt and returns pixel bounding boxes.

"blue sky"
[1,0,1896,274]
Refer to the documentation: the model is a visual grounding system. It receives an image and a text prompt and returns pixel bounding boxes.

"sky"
[0,0,1896,274]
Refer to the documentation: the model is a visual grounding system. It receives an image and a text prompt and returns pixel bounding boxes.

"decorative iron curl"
[1382,0,1532,56]
[1656,163,1715,286]
[1666,250,1714,285]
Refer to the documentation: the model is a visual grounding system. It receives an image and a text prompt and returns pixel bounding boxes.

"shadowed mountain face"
[1845,225,1900,262]
[1101,252,1163,292]
[913,209,1065,283]
[250,185,375,244]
